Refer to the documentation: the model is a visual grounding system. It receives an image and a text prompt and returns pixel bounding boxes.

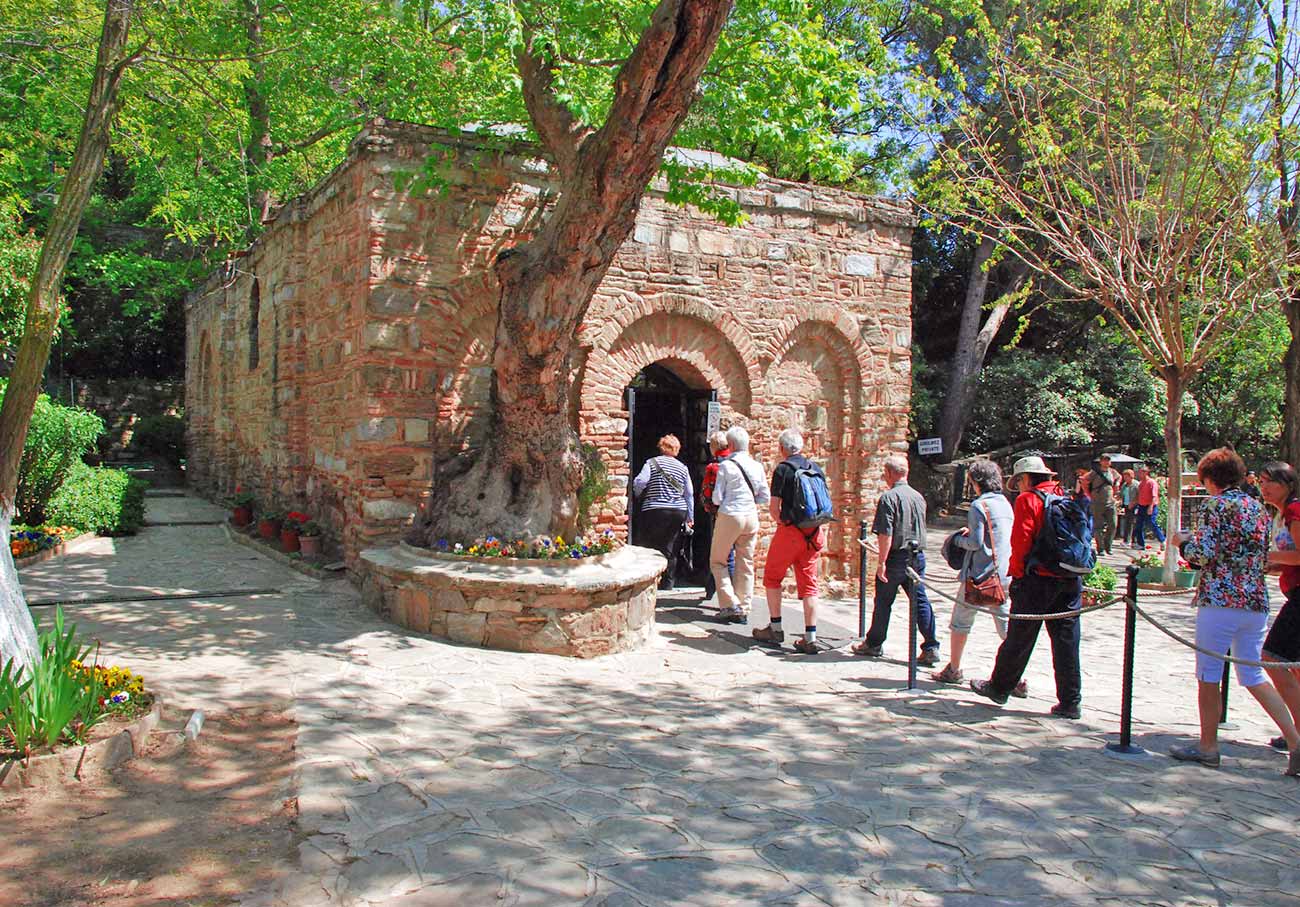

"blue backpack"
[786,461,835,531]
[1027,489,1096,577]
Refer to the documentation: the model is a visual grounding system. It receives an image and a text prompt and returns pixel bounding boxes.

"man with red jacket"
[970,455,1083,719]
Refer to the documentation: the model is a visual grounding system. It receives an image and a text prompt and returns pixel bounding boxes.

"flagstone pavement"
[15,492,1300,906]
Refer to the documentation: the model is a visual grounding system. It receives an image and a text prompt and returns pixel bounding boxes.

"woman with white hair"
[710,425,770,622]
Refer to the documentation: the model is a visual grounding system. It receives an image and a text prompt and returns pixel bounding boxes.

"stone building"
[185,119,913,588]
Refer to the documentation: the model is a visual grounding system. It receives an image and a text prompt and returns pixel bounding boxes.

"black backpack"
[1027,489,1096,577]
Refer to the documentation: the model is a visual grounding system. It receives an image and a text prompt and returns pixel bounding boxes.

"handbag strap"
[973,498,1000,582]
[723,454,760,501]
[650,457,684,495]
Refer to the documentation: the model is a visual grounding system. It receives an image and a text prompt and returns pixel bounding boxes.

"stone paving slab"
[17,493,1300,905]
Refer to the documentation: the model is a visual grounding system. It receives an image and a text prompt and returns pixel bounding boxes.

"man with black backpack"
[970,455,1095,719]
[752,428,833,654]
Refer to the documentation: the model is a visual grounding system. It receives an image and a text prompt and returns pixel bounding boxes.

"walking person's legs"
[710,512,744,613]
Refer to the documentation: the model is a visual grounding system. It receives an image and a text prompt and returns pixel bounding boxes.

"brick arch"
[766,304,874,381]
[437,312,496,458]
[581,310,755,415]
[769,319,865,414]
[582,292,761,380]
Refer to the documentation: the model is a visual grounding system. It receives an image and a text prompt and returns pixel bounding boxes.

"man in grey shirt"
[1088,454,1120,556]
[853,454,940,664]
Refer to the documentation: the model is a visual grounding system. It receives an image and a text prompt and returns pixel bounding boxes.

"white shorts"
[1194,606,1267,687]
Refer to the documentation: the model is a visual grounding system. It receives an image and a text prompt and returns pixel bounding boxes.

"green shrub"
[0,380,104,524]
[130,413,186,465]
[576,442,611,532]
[1085,563,1118,592]
[44,461,147,535]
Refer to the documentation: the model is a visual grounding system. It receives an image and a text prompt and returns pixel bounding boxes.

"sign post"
[917,437,943,457]
[706,401,721,437]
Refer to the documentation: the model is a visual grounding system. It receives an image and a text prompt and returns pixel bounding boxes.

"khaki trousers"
[712,510,759,611]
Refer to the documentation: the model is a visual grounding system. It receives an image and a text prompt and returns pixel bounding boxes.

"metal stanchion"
[1218,648,1239,729]
[906,541,919,691]
[857,520,868,639]
[1105,565,1149,759]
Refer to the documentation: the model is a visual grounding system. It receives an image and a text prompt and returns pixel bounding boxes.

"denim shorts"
[1194,606,1268,687]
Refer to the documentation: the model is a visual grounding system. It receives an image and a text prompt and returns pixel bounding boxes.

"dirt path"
[0,705,301,907]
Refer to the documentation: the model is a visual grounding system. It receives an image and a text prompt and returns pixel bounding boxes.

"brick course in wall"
[186,119,914,592]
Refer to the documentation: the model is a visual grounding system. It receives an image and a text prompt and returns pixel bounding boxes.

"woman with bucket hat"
[970,455,1086,720]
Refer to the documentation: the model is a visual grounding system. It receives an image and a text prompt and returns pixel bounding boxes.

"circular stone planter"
[0,694,163,790]
[359,543,667,657]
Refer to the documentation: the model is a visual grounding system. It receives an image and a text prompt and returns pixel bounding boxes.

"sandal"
[931,664,963,684]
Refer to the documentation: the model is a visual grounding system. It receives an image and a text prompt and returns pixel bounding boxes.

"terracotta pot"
[232,505,253,528]
[299,535,322,557]
[258,518,281,539]
[280,528,300,553]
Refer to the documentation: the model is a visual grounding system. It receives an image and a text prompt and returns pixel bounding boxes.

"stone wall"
[186,119,914,588]
[47,377,184,456]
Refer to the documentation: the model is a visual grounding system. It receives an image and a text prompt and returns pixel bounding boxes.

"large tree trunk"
[0,0,136,673]
[1283,297,1300,465]
[416,0,735,545]
[1160,371,1186,586]
[242,0,274,227]
[935,238,1027,460]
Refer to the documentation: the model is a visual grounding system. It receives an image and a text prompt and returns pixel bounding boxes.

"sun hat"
[1009,455,1056,482]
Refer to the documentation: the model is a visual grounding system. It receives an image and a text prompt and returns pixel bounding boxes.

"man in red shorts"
[752,428,826,654]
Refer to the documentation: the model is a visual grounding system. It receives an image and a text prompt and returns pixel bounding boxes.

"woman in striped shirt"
[633,434,694,590]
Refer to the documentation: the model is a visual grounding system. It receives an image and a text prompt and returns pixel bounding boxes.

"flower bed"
[431,531,619,561]
[360,543,665,658]
[1,610,152,759]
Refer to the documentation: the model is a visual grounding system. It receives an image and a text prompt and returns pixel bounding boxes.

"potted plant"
[1083,564,1118,606]
[1131,550,1164,584]
[298,521,323,557]
[280,512,309,553]
[1174,557,1201,588]
[230,490,256,528]
[258,509,284,540]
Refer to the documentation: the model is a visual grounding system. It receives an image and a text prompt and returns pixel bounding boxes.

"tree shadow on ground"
[0,704,301,907]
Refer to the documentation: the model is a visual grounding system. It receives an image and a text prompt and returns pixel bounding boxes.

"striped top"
[633,456,694,521]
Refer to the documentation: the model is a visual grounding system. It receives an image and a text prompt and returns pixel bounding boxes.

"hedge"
[0,380,104,524]
[44,461,147,535]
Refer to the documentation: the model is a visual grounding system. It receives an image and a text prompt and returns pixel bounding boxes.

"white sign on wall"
[706,401,722,436]
[917,437,943,457]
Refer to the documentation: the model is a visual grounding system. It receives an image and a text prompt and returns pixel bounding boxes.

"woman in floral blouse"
[1168,447,1300,773]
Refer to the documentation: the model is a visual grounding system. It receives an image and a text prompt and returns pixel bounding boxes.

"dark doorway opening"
[626,363,716,585]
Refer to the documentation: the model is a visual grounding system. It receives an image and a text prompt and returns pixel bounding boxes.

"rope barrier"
[906,566,1125,620]
[1129,598,1300,670]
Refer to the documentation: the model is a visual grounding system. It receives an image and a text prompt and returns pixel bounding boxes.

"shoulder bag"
[964,499,1008,606]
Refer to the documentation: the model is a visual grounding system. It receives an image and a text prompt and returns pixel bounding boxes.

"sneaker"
[716,608,747,624]
[932,664,964,684]
[792,638,818,655]
[1169,744,1220,767]
[1011,680,1029,699]
[1271,736,1288,751]
[852,642,883,657]
[917,649,940,668]
[752,625,784,645]
[969,679,1008,706]
[1050,702,1081,720]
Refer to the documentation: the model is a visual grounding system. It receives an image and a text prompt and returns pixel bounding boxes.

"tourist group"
[632,434,1300,780]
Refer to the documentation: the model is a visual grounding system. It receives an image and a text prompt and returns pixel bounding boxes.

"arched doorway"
[626,362,717,585]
